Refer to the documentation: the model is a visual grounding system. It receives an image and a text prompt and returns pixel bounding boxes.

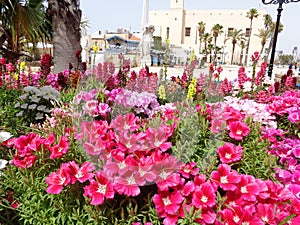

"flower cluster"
[112,88,160,118]
[15,85,60,124]
[9,132,70,169]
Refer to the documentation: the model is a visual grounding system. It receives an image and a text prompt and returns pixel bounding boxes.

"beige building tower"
[149,0,267,65]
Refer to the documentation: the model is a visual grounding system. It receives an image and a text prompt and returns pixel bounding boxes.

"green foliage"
[277,54,294,65]
[232,117,279,180]
[0,87,25,136]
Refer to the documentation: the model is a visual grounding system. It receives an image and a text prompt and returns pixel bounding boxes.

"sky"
[80,0,300,54]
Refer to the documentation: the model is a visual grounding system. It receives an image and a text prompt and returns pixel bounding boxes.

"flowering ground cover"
[0,52,300,224]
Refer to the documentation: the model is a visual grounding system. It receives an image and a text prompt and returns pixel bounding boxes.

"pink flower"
[256,203,276,224]
[179,162,199,179]
[114,171,144,197]
[192,182,216,208]
[211,164,241,191]
[217,142,243,164]
[11,154,37,169]
[210,119,226,134]
[251,51,260,63]
[288,112,300,123]
[48,135,70,159]
[236,174,261,201]
[84,171,115,205]
[110,113,140,131]
[68,161,95,183]
[228,121,250,141]
[46,163,72,194]
[146,125,173,152]
[98,103,111,116]
[153,190,184,215]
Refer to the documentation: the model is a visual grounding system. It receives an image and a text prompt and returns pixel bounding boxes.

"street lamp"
[262,0,300,79]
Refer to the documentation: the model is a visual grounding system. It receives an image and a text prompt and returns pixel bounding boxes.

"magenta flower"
[46,163,72,194]
[256,203,276,224]
[11,154,37,169]
[228,120,250,141]
[236,174,261,201]
[68,161,95,183]
[251,51,260,63]
[217,142,243,164]
[84,171,115,205]
[48,135,70,159]
[211,164,241,191]
[153,190,184,215]
[192,182,216,209]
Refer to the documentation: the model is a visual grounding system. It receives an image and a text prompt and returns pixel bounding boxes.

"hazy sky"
[80,0,300,54]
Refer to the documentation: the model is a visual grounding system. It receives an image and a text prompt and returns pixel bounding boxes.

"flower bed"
[0,52,300,224]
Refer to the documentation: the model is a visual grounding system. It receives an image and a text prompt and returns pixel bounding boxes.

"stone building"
[149,0,267,65]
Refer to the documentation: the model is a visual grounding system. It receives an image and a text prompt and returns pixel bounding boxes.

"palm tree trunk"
[48,0,82,73]
[244,20,253,66]
[231,43,236,65]
[260,43,265,55]
[214,37,217,65]
[239,50,244,65]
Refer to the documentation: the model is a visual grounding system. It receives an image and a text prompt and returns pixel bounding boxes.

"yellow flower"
[165,38,170,45]
[20,61,26,70]
[187,78,197,99]
[158,85,166,100]
[93,45,98,52]
[14,73,19,80]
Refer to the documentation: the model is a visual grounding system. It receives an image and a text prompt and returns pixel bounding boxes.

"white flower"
[0,131,12,142]
[0,159,8,169]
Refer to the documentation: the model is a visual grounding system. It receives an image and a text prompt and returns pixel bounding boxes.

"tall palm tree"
[244,8,259,66]
[264,21,284,62]
[47,0,82,73]
[239,40,247,65]
[227,29,245,64]
[211,24,223,65]
[0,0,50,63]
[198,21,205,54]
[264,14,273,29]
[255,28,271,55]
[202,32,212,64]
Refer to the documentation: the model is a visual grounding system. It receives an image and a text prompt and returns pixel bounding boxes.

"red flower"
[217,142,243,164]
[211,164,241,191]
[228,121,250,141]
[84,171,115,205]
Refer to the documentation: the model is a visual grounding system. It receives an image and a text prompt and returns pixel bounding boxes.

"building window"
[245,28,251,37]
[166,27,170,39]
[185,27,191,37]
[228,28,234,37]
[176,0,178,2]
